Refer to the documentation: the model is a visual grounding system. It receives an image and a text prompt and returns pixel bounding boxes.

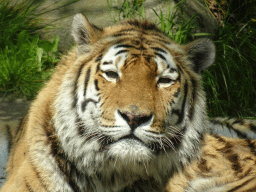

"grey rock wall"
[36,0,218,52]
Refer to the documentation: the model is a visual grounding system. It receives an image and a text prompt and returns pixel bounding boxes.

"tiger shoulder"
[1,13,256,192]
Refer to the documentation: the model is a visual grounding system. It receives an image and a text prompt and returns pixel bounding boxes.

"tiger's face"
[54,14,215,177]
[97,42,181,152]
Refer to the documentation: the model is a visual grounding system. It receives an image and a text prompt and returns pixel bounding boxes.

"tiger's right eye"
[157,77,172,84]
[104,71,119,80]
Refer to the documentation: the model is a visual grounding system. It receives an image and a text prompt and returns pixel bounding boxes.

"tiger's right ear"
[71,13,102,55]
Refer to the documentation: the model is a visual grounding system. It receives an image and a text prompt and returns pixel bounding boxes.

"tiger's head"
[54,14,215,184]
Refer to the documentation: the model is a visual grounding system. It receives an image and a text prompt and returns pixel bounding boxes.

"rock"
[35,0,217,52]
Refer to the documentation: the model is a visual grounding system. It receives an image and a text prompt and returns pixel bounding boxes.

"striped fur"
[208,117,256,139]
[165,134,256,192]
[2,13,255,192]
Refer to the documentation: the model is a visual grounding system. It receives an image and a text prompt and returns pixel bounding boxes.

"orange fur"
[166,135,256,192]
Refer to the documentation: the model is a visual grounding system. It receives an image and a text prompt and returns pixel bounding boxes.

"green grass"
[107,0,146,22]
[0,30,60,99]
[0,0,77,99]
[203,0,256,117]
[108,0,256,118]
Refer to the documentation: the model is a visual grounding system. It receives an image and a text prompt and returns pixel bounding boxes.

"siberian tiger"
[1,13,256,192]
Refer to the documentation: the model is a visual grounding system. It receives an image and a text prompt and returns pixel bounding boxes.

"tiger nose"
[117,110,153,131]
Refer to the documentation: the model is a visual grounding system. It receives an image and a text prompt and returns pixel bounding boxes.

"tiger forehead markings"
[98,43,180,121]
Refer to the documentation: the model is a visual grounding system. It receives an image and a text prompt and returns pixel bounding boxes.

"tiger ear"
[184,38,215,73]
[71,13,102,55]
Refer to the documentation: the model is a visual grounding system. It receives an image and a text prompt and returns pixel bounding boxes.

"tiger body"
[1,14,256,192]
[166,134,256,192]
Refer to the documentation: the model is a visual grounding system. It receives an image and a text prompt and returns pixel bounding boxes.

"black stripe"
[6,125,12,155]
[232,119,244,124]
[78,28,89,44]
[152,37,171,45]
[155,52,166,61]
[73,63,86,108]
[174,88,180,98]
[102,61,113,65]
[227,177,255,192]
[225,122,248,139]
[152,47,167,54]
[76,117,85,136]
[96,62,100,73]
[84,68,91,96]
[214,135,243,174]
[115,49,128,56]
[122,59,129,69]
[115,44,135,49]
[210,119,248,139]
[145,56,151,63]
[25,179,34,192]
[112,29,136,37]
[249,123,256,132]
[131,39,140,46]
[169,68,177,73]
[245,139,256,157]
[196,129,204,142]
[95,54,103,63]
[81,99,98,112]
[188,78,197,120]
[138,44,146,51]
[176,81,188,124]
[197,158,211,173]
[94,79,99,91]
[131,54,139,58]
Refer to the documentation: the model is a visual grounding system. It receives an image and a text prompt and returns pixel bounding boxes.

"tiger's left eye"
[157,77,172,84]
[105,71,119,79]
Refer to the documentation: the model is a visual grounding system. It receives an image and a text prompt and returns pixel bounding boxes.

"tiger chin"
[2,14,255,192]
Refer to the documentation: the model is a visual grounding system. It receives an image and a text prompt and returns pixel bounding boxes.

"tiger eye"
[158,77,172,84]
[105,71,119,79]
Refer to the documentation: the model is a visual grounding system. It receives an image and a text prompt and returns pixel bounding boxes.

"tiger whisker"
[162,136,176,151]
[167,125,184,136]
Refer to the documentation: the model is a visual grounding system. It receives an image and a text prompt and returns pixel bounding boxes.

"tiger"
[1,13,256,192]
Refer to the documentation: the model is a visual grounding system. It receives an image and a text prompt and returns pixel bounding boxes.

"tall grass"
[203,0,256,117]
[0,0,78,99]
[0,31,60,98]
[107,0,256,118]
[107,0,146,22]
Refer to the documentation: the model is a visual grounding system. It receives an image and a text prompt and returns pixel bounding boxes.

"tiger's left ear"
[71,13,102,55]
[184,38,215,73]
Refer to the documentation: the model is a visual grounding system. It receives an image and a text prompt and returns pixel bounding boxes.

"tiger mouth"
[100,134,171,153]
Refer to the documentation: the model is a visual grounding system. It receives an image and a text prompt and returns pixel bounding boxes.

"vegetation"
[203,0,256,117]
[0,0,77,99]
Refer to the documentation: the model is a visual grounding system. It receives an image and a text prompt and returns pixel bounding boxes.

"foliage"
[203,0,256,117]
[107,0,146,22]
[0,0,78,99]
[0,30,59,98]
